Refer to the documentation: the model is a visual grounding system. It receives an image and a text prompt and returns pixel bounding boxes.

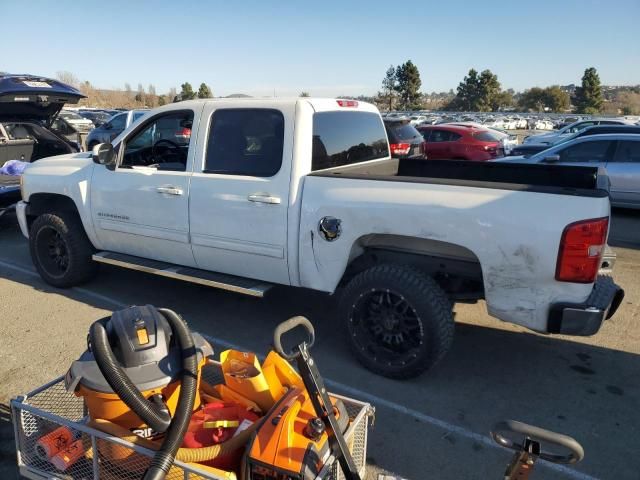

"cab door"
[188,102,293,285]
[90,108,201,266]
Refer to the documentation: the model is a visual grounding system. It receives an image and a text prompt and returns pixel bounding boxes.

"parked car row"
[383,111,639,132]
[497,134,640,209]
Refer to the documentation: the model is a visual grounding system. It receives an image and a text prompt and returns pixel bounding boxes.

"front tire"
[339,264,454,379]
[29,212,97,288]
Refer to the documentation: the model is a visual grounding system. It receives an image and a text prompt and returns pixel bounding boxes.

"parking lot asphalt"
[1,209,639,480]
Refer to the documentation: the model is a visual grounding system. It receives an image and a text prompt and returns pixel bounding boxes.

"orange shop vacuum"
[65,304,213,480]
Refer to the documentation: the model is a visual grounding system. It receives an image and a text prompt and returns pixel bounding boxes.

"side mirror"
[92,143,116,169]
[542,154,560,163]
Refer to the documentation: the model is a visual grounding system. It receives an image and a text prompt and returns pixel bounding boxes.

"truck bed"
[310,159,608,197]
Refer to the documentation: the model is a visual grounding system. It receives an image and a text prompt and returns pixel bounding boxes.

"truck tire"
[29,212,97,288]
[339,264,454,379]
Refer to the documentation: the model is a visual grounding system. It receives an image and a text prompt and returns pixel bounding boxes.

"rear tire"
[339,264,454,379]
[29,212,97,288]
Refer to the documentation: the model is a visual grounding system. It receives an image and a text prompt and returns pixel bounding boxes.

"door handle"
[248,194,281,204]
[156,186,184,196]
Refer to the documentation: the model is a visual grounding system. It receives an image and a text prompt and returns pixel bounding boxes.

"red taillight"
[336,99,358,107]
[390,143,411,155]
[556,217,608,283]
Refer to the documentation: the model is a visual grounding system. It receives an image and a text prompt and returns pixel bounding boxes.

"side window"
[449,132,462,141]
[430,130,451,142]
[109,114,126,130]
[613,141,640,163]
[120,111,194,171]
[558,140,614,163]
[567,122,592,133]
[204,109,284,177]
[418,128,431,141]
[133,111,147,122]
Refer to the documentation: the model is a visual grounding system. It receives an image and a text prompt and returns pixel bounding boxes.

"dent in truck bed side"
[299,172,610,333]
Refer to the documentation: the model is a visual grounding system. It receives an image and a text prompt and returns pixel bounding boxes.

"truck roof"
[153,97,379,114]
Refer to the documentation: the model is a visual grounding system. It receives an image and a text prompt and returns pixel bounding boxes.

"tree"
[198,83,213,99]
[147,84,157,107]
[136,83,146,106]
[380,65,397,111]
[178,82,196,101]
[449,68,481,111]
[124,83,132,95]
[299,91,310,97]
[492,90,514,111]
[448,68,507,112]
[544,85,570,112]
[395,60,422,110]
[158,95,167,106]
[168,87,177,103]
[478,69,501,111]
[574,67,603,114]
[519,86,570,112]
[519,87,547,112]
[56,71,79,87]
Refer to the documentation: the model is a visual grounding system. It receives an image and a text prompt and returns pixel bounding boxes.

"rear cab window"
[312,111,389,171]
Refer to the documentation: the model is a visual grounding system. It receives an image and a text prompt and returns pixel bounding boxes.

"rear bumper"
[548,276,625,336]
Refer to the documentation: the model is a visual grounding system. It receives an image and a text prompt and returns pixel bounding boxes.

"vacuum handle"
[273,316,315,360]
[491,420,584,464]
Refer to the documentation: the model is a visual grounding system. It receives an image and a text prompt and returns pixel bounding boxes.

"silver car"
[496,134,640,209]
[522,118,633,146]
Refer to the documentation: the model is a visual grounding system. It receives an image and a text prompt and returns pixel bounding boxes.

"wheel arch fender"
[26,193,99,249]
[338,233,485,297]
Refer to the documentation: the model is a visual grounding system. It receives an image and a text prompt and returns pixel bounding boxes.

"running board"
[92,252,272,297]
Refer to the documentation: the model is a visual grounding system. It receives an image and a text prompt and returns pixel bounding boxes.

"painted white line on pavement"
[0,259,598,480]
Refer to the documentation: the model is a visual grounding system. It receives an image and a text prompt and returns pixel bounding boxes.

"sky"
[3,0,639,97]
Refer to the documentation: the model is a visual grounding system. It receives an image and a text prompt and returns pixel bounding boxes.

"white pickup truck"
[16,98,624,378]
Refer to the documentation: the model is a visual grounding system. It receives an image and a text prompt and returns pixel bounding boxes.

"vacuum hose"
[89,308,198,480]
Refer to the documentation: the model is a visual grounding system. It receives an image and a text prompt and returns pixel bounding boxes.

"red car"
[416,124,505,161]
